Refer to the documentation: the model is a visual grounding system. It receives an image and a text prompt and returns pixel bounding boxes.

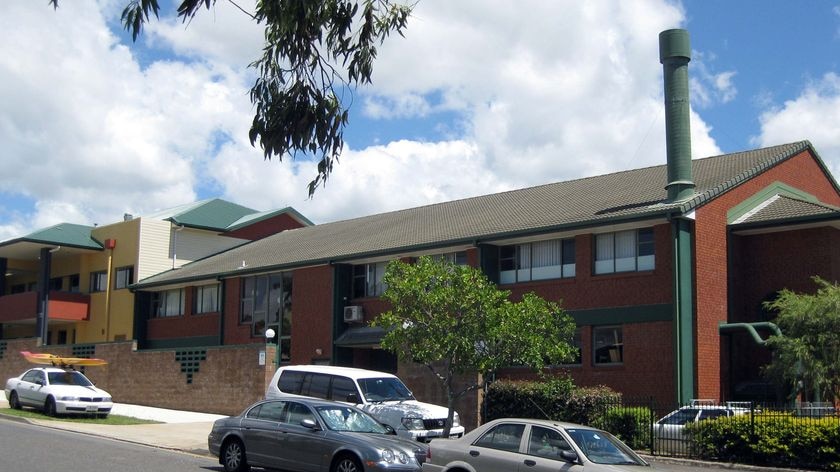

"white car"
[422,417,650,472]
[4,367,113,417]
[654,400,751,454]
[266,365,465,442]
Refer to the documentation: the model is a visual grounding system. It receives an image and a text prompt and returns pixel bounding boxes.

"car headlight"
[401,417,425,430]
[453,412,461,427]
[380,448,409,464]
[104,397,112,402]
[59,396,79,401]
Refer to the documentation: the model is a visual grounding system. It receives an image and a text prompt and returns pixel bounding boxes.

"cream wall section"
[138,218,175,280]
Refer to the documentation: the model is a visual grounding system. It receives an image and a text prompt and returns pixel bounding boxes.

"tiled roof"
[733,195,839,225]
[135,141,833,288]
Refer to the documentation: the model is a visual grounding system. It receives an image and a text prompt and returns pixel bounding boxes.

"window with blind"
[594,228,655,274]
[499,238,575,284]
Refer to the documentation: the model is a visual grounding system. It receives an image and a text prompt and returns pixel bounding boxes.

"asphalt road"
[0,418,220,472]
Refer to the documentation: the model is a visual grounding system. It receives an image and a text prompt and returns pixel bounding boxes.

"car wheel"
[222,438,249,472]
[8,391,22,410]
[333,454,362,472]
[45,397,57,417]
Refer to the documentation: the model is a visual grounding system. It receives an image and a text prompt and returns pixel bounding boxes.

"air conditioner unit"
[343,305,363,323]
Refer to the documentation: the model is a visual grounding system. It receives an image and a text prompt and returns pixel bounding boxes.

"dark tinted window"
[278,370,305,394]
[258,401,287,421]
[330,376,359,402]
[302,373,331,399]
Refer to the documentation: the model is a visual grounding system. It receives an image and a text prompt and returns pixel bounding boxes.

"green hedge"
[689,413,840,471]
[482,378,651,447]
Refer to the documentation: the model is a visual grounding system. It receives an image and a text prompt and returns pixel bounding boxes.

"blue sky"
[1,0,840,241]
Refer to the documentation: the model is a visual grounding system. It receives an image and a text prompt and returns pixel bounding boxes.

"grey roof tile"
[135,141,832,288]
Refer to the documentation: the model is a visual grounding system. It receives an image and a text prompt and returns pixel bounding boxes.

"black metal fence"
[583,398,839,470]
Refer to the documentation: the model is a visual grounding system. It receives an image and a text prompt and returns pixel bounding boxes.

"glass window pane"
[593,326,623,364]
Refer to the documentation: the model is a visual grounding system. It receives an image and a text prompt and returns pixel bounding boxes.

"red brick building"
[127,30,839,421]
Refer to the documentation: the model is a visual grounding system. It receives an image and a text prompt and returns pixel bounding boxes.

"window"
[49,277,62,291]
[594,228,655,274]
[562,329,583,366]
[241,272,293,360]
[528,426,572,459]
[151,289,185,317]
[499,238,575,284]
[593,326,623,365]
[114,266,134,289]
[351,262,387,298]
[431,251,468,265]
[90,271,107,292]
[194,284,219,314]
[475,423,526,452]
[69,274,80,293]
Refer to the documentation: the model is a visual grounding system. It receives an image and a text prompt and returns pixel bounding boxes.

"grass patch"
[0,407,160,425]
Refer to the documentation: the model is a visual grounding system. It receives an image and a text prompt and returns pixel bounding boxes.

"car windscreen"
[357,377,415,402]
[566,429,646,466]
[316,405,389,433]
[48,371,94,387]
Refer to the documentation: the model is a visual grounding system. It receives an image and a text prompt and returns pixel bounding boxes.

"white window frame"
[499,238,575,284]
[594,228,655,275]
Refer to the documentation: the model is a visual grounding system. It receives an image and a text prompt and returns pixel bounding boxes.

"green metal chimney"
[660,29,695,202]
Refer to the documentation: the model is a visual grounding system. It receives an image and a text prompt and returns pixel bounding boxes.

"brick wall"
[694,149,840,399]
[0,338,272,416]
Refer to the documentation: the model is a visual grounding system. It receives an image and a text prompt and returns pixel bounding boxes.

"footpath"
[0,395,225,457]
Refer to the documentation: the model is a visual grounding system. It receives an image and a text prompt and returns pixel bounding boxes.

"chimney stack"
[659,29,695,202]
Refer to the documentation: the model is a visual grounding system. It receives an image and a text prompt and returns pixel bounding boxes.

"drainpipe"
[718,322,782,345]
[661,29,697,403]
[104,239,116,341]
[660,29,696,202]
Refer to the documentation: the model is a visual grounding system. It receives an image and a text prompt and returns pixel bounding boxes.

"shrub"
[690,412,840,470]
[598,406,653,450]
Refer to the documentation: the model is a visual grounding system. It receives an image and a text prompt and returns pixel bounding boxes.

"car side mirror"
[346,393,361,404]
[301,418,321,430]
[35,379,45,386]
[382,424,397,435]
[559,450,578,463]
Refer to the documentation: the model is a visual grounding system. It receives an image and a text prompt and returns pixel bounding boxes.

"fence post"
[649,396,656,455]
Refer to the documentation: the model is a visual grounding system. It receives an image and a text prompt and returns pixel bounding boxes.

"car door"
[518,425,578,472]
[277,401,327,472]
[462,422,527,472]
[240,401,288,469]
[18,370,47,407]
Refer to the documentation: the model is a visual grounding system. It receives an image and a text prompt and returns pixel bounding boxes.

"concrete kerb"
[0,395,225,457]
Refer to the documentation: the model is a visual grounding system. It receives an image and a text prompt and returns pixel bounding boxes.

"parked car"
[654,400,752,454]
[4,367,113,417]
[208,397,427,472]
[422,417,649,472]
[266,365,465,441]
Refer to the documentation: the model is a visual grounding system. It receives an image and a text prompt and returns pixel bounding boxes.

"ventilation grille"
[175,349,207,384]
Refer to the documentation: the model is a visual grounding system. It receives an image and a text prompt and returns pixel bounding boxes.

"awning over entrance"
[334,326,386,348]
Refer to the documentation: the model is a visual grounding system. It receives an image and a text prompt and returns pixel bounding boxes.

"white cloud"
[1,0,751,244]
[755,73,840,178]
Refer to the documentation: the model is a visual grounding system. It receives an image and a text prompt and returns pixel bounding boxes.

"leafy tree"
[763,277,840,403]
[372,256,577,435]
[49,0,412,196]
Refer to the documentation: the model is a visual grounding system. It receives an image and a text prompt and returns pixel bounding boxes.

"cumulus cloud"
[755,73,840,178]
[2,0,764,243]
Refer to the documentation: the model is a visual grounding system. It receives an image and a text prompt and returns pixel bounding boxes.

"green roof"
[1,223,101,250]
[147,198,259,231]
[733,195,840,226]
[135,141,840,289]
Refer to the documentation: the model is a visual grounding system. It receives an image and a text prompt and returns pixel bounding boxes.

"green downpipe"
[672,218,695,403]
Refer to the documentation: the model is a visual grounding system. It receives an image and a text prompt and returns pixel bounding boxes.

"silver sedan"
[208,397,427,472]
[422,418,650,472]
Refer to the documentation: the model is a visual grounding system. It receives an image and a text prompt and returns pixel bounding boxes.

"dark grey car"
[208,397,426,472]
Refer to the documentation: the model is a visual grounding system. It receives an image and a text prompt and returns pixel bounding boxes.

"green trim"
[567,304,672,326]
[672,218,695,403]
[727,182,820,224]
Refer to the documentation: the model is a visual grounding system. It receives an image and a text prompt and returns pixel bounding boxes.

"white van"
[266,365,465,441]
